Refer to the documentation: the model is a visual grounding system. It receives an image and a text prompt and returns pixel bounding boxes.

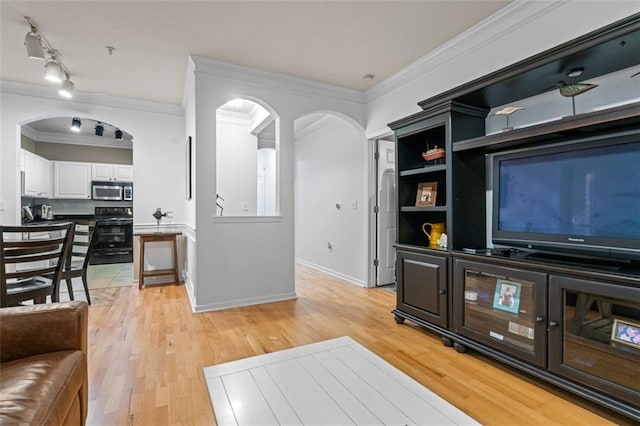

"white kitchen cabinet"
[54,161,92,199]
[39,157,53,198]
[91,163,133,182]
[22,150,52,198]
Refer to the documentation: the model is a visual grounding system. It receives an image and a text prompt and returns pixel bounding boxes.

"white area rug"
[203,336,479,425]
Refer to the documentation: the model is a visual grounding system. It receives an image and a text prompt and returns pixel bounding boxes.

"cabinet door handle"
[536,316,545,323]
[438,290,446,295]
[547,320,559,331]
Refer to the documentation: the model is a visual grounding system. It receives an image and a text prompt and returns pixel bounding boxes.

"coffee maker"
[35,204,53,220]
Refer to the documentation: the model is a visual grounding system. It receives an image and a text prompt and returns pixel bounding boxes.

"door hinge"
[374,151,380,160]
[374,205,379,214]
[373,259,379,267]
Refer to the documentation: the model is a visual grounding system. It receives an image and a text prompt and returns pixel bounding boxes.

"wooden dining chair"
[59,220,97,304]
[0,222,74,308]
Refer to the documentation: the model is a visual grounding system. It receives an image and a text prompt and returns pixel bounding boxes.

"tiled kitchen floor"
[86,262,134,290]
[58,262,133,303]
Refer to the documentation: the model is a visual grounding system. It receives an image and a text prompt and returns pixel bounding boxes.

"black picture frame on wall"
[185,136,192,200]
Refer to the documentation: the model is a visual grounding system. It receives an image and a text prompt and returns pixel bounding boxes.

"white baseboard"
[295,258,365,287]
[192,292,298,313]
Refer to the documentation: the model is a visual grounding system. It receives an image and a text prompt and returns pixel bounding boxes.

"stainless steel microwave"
[92,181,133,201]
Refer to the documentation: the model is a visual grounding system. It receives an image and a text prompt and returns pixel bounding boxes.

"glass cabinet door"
[454,259,547,367]
[549,275,640,407]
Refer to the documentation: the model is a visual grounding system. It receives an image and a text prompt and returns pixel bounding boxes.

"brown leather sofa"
[0,301,88,425]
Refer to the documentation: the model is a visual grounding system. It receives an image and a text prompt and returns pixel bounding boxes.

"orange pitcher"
[422,222,446,247]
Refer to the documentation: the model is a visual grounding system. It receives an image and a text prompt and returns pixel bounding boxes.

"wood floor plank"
[83,264,633,425]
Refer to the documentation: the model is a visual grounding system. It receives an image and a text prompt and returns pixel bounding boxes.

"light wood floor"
[85,265,632,425]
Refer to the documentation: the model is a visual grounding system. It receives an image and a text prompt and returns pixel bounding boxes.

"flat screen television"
[492,130,640,262]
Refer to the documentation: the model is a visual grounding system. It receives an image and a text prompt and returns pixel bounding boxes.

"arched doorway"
[18,115,135,300]
[215,98,279,216]
[293,111,368,286]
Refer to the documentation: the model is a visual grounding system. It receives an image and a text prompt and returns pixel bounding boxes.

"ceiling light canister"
[95,123,104,136]
[58,78,74,98]
[44,57,62,82]
[25,32,44,60]
[115,129,123,140]
[71,117,81,132]
[566,67,584,78]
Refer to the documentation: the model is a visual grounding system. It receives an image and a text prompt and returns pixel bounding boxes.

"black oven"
[90,207,134,265]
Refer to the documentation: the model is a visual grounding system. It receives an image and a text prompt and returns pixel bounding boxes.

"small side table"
[135,231,182,289]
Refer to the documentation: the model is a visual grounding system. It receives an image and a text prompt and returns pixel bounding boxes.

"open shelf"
[400,206,447,213]
[399,164,447,177]
[453,102,640,153]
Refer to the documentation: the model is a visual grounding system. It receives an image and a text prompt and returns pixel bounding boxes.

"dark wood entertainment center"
[388,14,640,421]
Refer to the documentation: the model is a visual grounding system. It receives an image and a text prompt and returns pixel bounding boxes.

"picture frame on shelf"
[611,318,640,349]
[415,182,437,207]
[492,279,521,314]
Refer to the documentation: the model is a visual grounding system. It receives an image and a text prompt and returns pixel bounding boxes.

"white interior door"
[376,139,396,286]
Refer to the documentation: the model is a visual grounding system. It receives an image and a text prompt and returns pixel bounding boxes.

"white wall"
[0,85,185,228]
[294,114,367,285]
[182,59,197,306]
[257,148,276,216]
[216,117,258,216]
[190,56,365,312]
[364,1,640,138]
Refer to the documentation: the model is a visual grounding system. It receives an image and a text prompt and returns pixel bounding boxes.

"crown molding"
[191,55,365,106]
[294,114,335,141]
[1,80,183,116]
[251,115,275,136]
[216,108,252,126]
[364,1,565,103]
[20,124,39,141]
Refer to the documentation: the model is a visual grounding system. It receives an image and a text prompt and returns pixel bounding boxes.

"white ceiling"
[1,1,511,105]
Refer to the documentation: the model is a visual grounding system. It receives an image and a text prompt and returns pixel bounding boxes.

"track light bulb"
[25,32,44,60]
[115,129,123,140]
[95,123,104,136]
[44,57,62,82]
[59,78,74,98]
[71,117,81,132]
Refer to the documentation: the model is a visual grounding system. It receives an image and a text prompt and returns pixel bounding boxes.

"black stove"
[90,207,134,265]
[95,206,133,220]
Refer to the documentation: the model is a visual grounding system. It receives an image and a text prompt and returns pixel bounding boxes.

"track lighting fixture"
[58,76,74,98]
[95,123,104,136]
[71,117,81,132]
[44,57,62,82]
[115,129,123,140]
[24,17,75,98]
[24,31,44,60]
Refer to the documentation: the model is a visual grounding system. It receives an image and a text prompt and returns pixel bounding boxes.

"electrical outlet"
[242,202,249,211]
[351,200,358,210]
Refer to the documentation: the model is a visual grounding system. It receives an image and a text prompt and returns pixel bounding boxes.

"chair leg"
[82,273,91,305]
[66,278,75,301]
